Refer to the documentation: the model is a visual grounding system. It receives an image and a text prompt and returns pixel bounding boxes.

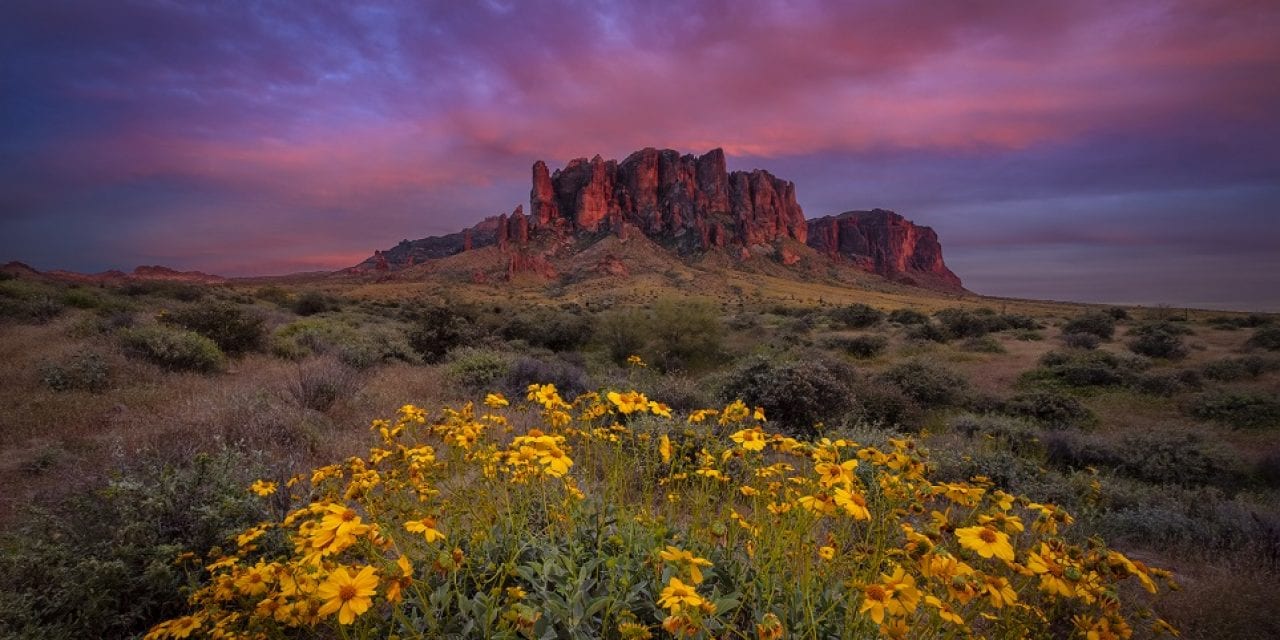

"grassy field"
[1,270,1277,639]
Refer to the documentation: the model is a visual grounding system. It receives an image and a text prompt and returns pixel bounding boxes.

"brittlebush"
[147,384,1175,639]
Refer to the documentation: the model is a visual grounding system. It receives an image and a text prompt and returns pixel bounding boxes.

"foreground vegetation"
[1,272,1278,638]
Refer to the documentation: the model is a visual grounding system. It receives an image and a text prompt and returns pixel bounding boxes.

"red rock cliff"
[531,147,807,249]
[806,209,962,289]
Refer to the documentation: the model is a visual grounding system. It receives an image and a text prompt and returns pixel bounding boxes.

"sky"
[1,1,1278,311]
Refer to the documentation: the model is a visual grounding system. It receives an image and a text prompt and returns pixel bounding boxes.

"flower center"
[341,509,357,522]
[339,585,357,601]
[979,529,997,543]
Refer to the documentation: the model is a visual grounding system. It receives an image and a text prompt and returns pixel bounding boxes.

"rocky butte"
[353,147,963,291]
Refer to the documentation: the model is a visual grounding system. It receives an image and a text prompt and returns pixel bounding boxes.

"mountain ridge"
[353,147,965,293]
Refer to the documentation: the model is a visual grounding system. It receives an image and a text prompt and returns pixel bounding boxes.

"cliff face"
[532,148,807,249]
[806,209,961,288]
[351,148,963,291]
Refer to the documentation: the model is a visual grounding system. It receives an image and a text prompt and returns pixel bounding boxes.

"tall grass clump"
[143,386,1176,639]
[119,325,226,372]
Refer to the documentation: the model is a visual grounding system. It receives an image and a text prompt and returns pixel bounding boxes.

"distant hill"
[350,147,964,294]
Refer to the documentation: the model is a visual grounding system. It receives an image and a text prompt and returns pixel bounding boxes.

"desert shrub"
[121,280,205,301]
[719,357,852,437]
[0,449,267,640]
[950,413,1043,456]
[1129,320,1194,337]
[595,309,650,365]
[904,321,949,343]
[283,357,362,412]
[1003,390,1094,429]
[119,326,225,372]
[1133,371,1199,397]
[934,308,995,338]
[960,335,1005,353]
[887,308,928,325]
[254,286,291,306]
[445,347,514,392]
[1030,350,1146,388]
[648,299,724,371]
[1044,430,1241,488]
[823,334,888,359]
[930,446,1047,495]
[848,380,923,430]
[0,281,64,323]
[1061,312,1116,341]
[40,352,111,392]
[877,360,969,408]
[271,318,416,369]
[642,376,715,415]
[1202,355,1279,381]
[162,301,265,354]
[1207,314,1272,330]
[1106,307,1130,320]
[1188,391,1280,430]
[1128,329,1188,360]
[406,306,476,364]
[1060,332,1100,350]
[292,291,341,316]
[60,287,103,309]
[1246,325,1280,351]
[532,312,594,352]
[828,303,883,329]
[1011,328,1044,341]
[503,356,591,399]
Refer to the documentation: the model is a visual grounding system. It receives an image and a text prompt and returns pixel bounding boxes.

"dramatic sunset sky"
[2,1,1278,310]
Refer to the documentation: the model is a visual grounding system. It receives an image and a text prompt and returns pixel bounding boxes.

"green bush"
[40,352,111,392]
[848,379,922,430]
[1003,390,1094,429]
[1061,312,1116,340]
[904,322,949,343]
[1030,350,1146,388]
[1133,371,1201,397]
[823,334,888,359]
[1247,326,1280,351]
[720,357,853,438]
[292,291,341,316]
[119,326,225,372]
[960,335,1005,353]
[502,355,591,399]
[121,280,205,301]
[0,450,268,640]
[887,308,928,325]
[406,306,476,364]
[284,357,362,412]
[877,360,969,408]
[1061,332,1101,350]
[1128,329,1188,360]
[61,288,104,309]
[445,347,514,392]
[647,299,724,371]
[950,413,1043,457]
[161,301,265,354]
[1202,355,1279,381]
[1188,391,1280,430]
[1043,430,1242,488]
[0,281,64,323]
[271,318,416,369]
[828,303,883,329]
[595,310,650,365]
[934,308,993,338]
[1106,307,1130,320]
[503,311,594,352]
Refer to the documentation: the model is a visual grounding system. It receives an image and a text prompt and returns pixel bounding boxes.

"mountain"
[2,263,227,285]
[351,148,964,292]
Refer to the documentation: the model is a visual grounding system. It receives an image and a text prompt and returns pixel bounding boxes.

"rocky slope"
[351,148,963,291]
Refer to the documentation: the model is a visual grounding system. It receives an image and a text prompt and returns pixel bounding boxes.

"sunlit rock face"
[807,209,962,289]
[533,147,806,250]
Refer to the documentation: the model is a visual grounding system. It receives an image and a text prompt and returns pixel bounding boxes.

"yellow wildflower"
[250,480,277,496]
[316,565,378,625]
[659,546,714,584]
[405,516,446,543]
[659,434,672,463]
[657,577,705,613]
[730,427,767,451]
[955,525,1015,562]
